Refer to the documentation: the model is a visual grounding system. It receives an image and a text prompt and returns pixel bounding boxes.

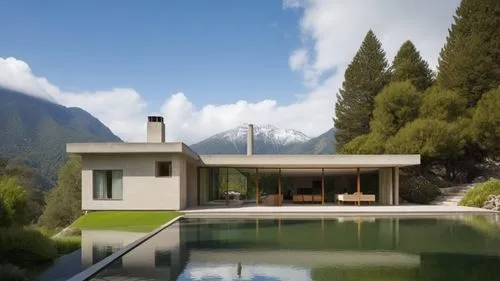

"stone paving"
[183,204,495,216]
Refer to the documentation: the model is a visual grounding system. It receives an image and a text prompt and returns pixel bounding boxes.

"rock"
[494,206,500,212]
[473,176,486,183]
[495,198,500,206]
[483,202,495,209]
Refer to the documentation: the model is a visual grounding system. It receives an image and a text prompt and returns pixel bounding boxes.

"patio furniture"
[292,194,323,203]
[262,194,283,206]
[336,192,376,204]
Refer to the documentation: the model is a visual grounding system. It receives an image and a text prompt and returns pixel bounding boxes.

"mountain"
[0,88,121,188]
[287,128,336,154]
[190,124,311,154]
[190,124,335,155]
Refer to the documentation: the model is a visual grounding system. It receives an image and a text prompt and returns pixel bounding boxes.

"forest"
[334,0,499,202]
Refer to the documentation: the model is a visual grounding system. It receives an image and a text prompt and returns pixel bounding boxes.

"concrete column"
[378,168,393,205]
[393,167,399,205]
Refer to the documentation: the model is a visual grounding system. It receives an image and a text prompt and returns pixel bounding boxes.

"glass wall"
[199,167,257,205]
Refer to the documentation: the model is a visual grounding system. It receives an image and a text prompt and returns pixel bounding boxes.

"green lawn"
[71,211,182,232]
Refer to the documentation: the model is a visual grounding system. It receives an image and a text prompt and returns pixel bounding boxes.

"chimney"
[247,124,254,156]
[147,116,165,143]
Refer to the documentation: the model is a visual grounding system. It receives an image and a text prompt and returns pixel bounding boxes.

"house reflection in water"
[83,217,500,281]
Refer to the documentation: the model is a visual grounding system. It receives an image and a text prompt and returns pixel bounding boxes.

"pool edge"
[66,215,184,281]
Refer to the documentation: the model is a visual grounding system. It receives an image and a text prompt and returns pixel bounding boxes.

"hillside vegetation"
[334,0,499,204]
[0,88,121,188]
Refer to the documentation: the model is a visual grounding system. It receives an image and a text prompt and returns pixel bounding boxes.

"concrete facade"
[81,153,195,211]
[69,116,420,211]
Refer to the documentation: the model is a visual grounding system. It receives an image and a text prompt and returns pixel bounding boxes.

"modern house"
[67,116,420,211]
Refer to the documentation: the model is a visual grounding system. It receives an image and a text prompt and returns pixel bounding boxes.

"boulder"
[483,201,495,209]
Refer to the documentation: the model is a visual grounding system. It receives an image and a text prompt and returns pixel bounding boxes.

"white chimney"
[247,124,254,156]
[147,116,165,143]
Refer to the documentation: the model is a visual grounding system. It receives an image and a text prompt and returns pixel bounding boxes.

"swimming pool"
[85,215,500,280]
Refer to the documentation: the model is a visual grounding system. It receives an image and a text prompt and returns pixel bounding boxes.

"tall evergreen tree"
[334,30,390,149]
[391,40,434,91]
[437,0,500,107]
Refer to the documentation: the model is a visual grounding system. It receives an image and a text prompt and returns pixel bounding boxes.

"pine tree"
[437,0,500,107]
[391,41,434,91]
[334,30,390,149]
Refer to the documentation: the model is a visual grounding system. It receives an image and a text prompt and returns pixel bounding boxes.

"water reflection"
[85,215,500,281]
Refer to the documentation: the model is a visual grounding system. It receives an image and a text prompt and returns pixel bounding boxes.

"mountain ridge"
[190,124,335,155]
[0,87,121,188]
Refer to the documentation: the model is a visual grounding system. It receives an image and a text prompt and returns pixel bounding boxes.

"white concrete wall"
[378,168,393,205]
[81,154,188,210]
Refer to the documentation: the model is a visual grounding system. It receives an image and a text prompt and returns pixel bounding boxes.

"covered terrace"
[197,154,421,207]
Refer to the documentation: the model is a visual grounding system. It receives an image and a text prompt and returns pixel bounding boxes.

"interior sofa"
[293,194,322,203]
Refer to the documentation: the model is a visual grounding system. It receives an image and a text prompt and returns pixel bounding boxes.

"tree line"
[0,156,81,229]
[334,0,499,183]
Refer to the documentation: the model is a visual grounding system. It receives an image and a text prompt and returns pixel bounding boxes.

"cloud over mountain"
[0,1,460,143]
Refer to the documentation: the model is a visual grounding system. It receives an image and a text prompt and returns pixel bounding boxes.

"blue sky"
[0,1,304,107]
[0,1,460,143]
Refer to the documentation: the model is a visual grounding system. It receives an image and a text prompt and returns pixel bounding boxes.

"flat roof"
[66,142,200,161]
[67,142,420,168]
[199,154,420,168]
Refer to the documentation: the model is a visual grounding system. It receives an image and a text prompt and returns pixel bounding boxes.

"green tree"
[420,86,468,122]
[391,40,434,90]
[470,88,500,156]
[40,156,82,228]
[0,159,45,224]
[341,133,385,154]
[371,81,422,138]
[386,118,466,179]
[334,30,390,149]
[0,177,27,224]
[437,0,500,107]
[0,198,11,226]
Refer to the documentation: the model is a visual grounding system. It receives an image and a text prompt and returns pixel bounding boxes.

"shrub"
[400,174,441,204]
[0,227,57,268]
[0,199,12,227]
[0,177,27,225]
[459,178,500,207]
[54,236,81,256]
[0,263,30,281]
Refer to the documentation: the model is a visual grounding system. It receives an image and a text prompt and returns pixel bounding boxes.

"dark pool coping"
[66,215,184,281]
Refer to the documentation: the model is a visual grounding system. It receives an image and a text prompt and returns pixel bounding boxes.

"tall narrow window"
[156,161,172,177]
[93,170,123,200]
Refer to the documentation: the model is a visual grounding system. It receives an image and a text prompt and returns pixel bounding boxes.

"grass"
[53,236,81,256]
[0,227,57,268]
[459,178,500,207]
[71,211,182,232]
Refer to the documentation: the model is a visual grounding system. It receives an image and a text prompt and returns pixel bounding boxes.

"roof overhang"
[66,142,200,161]
[199,154,420,168]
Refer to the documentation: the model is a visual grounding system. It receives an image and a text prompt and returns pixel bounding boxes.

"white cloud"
[286,0,460,86]
[289,48,309,71]
[0,57,147,142]
[0,1,460,144]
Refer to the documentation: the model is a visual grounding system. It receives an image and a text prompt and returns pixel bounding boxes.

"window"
[156,161,172,177]
[93,170,123,200]
[155,249,171,268]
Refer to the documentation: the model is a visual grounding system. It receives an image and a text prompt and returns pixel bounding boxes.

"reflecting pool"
[85,215,500,281]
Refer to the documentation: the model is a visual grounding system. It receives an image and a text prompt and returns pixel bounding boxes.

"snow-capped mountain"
[190,124,334,155]
[221,124,309,145]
